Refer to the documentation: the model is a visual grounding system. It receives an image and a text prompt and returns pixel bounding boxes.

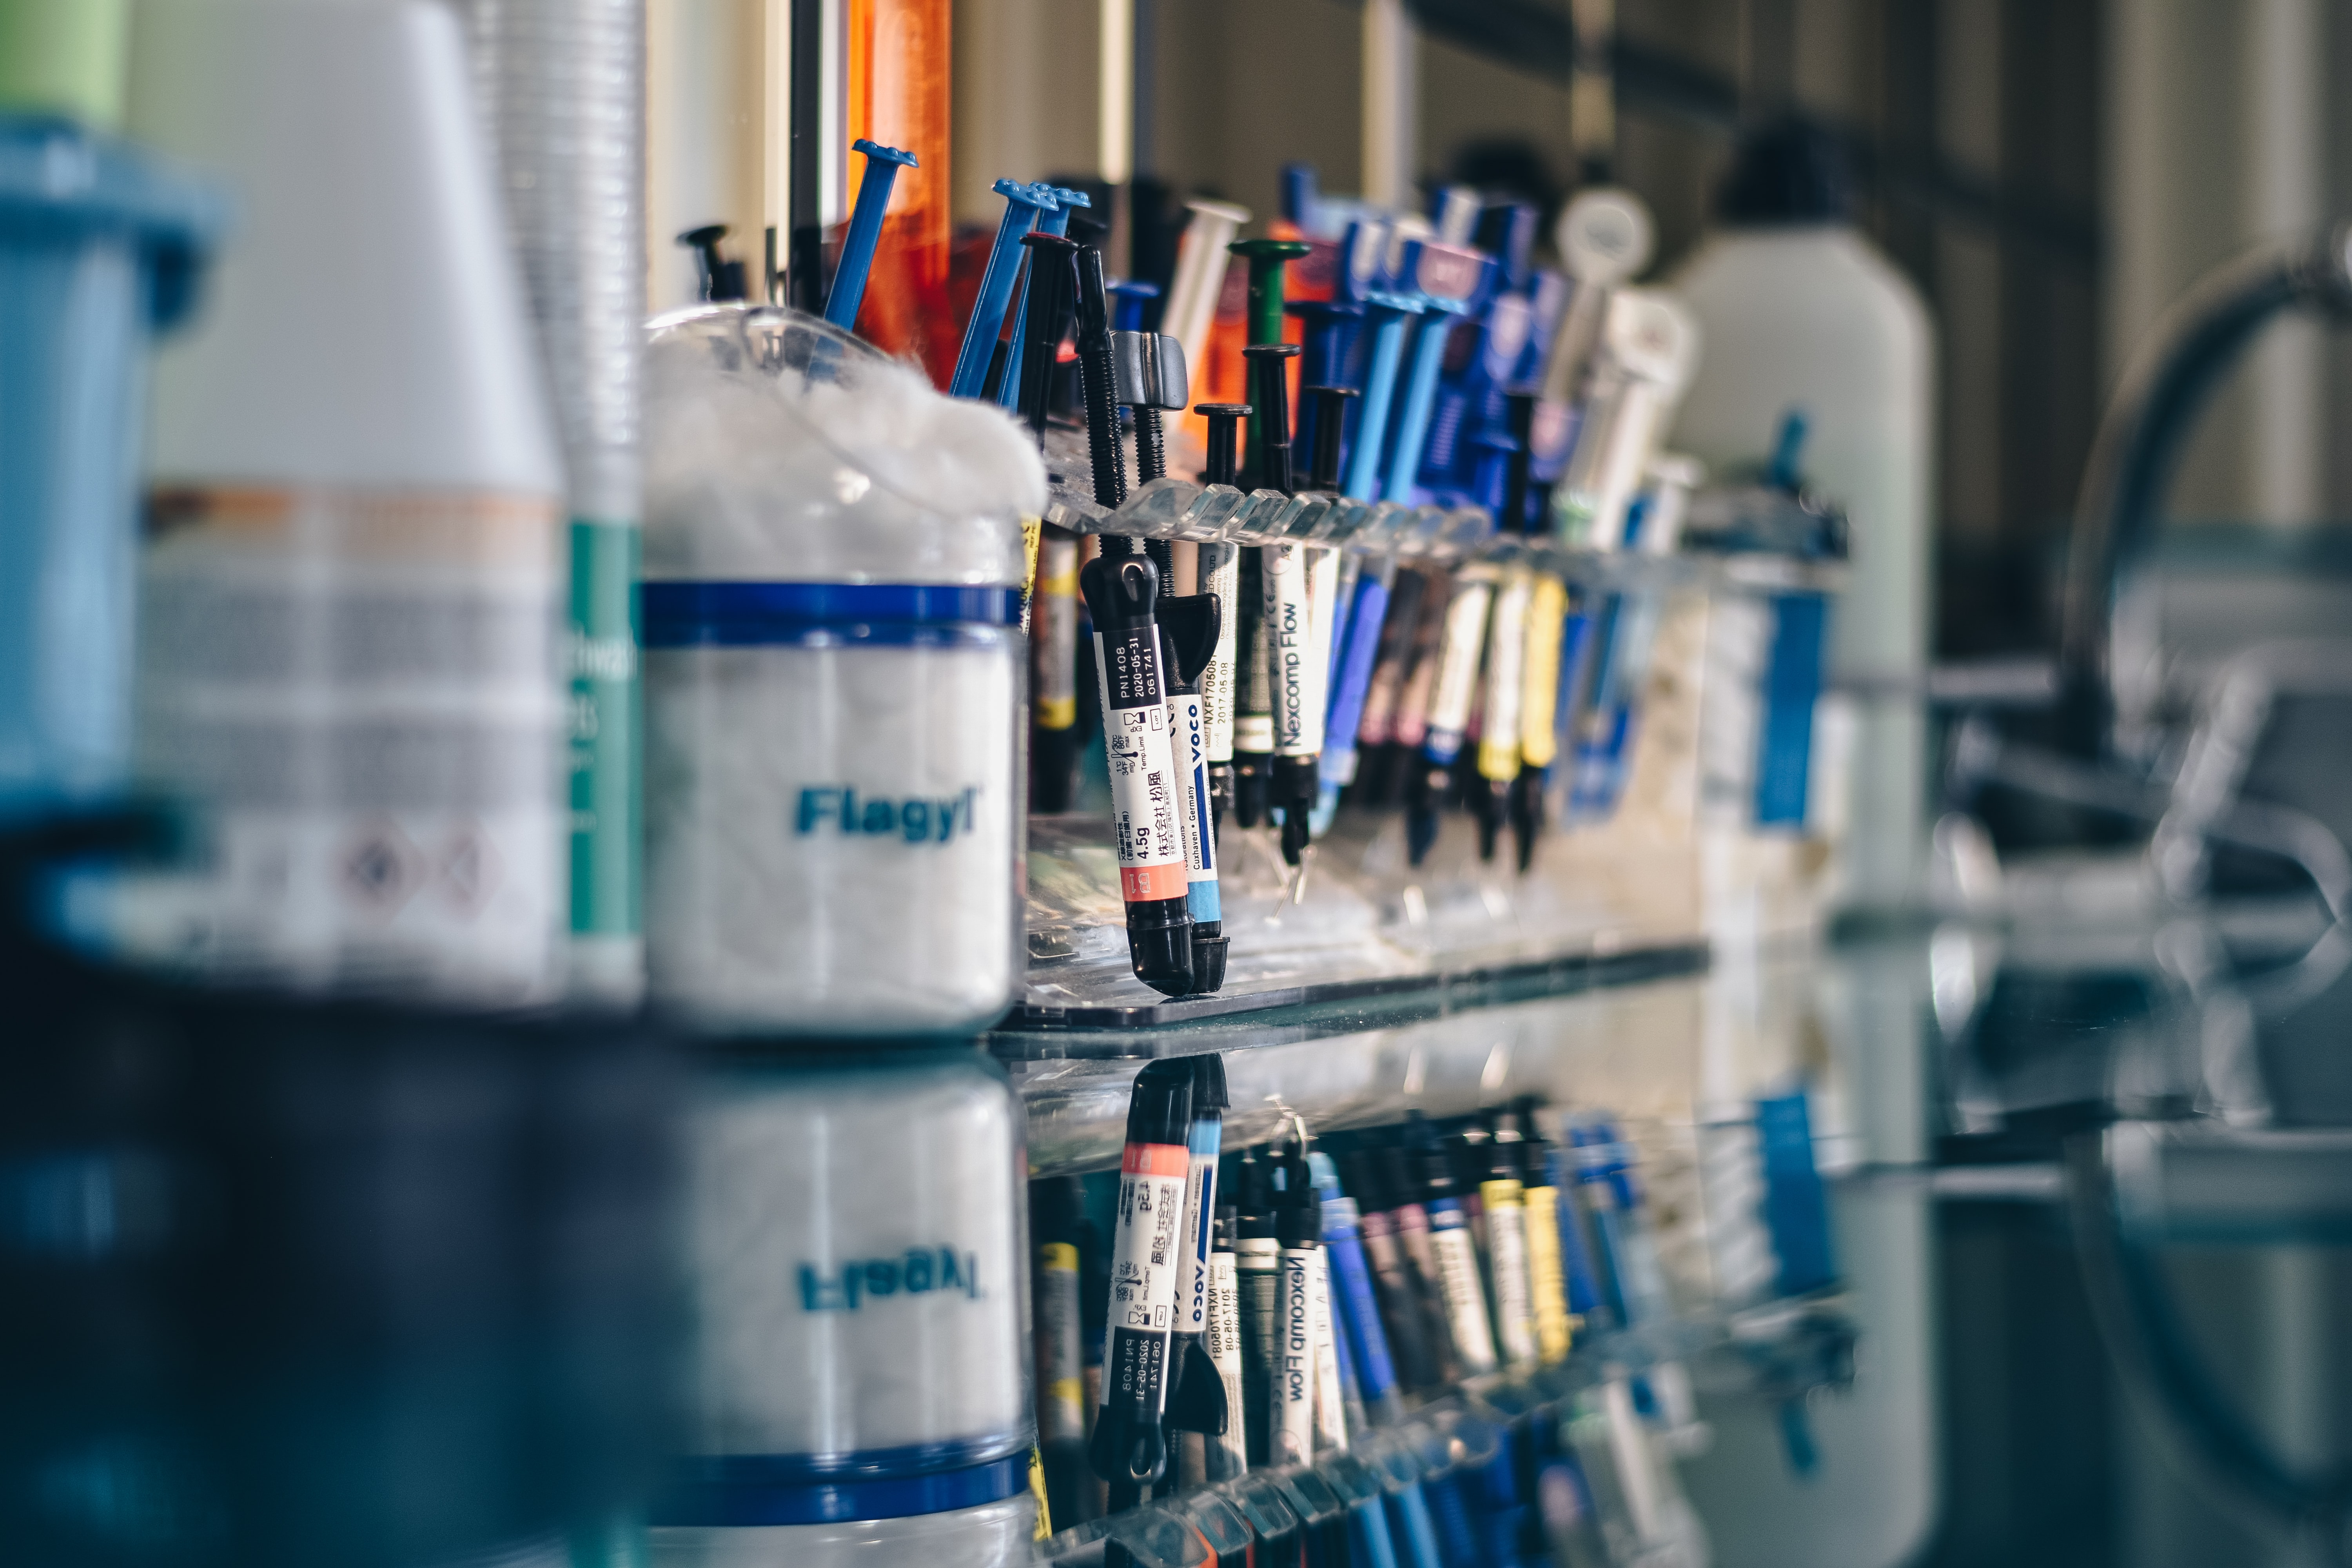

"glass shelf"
[997,942,1704,1051]
[1031,462,1849,595]
[1016,809,1710,1029]
[1009,967,1708,1179]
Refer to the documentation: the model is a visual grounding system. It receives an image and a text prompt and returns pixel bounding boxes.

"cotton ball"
[643,323,1034,584]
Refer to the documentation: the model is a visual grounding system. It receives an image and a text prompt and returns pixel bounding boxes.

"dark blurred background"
[949,0,2352,675]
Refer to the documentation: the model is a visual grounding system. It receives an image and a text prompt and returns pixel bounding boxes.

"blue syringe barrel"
[822,138,918,332]
[947,179,1051,397]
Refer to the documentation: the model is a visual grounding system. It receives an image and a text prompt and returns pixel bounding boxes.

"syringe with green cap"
[1227,237,1312,487]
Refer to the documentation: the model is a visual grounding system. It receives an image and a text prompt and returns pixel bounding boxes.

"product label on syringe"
[1482,1180,1538,1365]
[1201,544,1239,763]
[1094,626,1187,900]
[1107,1142,1190,1331]
[1519,574,1570,770]
[1423,577,1496,763]
[1036,1242,1087,1442]
[1276,1246,1317,1464]
[1308,1250,1347,1451]
[1521,1184,1573,1363]
[1388,576,1452,750]
[1102,1141,1191,1409]
[1427,1202,1500,1372]
[1034,534,1080,729]
[1178,1133,1218,1332]
[1169,690,1220,921]
[1477,571,1533,780]
[1262,544,1314,757]
[1205,1251,1248,1477]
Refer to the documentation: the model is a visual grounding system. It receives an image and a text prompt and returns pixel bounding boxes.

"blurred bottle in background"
[1670,118,1934,912]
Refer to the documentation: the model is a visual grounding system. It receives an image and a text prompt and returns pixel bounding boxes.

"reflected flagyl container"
[655,1052,1032,1555]
[648,1495,1036,1568]
[641,307,1042,1037]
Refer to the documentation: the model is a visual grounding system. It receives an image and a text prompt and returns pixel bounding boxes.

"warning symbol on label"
[340,820,425,916]
[437,824,503,918]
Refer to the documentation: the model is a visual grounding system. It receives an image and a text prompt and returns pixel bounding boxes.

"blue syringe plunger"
[1107,278,1161,334]
[948,178,1054,398]
[823,138,920,333]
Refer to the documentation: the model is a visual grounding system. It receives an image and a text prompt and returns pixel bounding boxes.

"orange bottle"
[847,0,953,382]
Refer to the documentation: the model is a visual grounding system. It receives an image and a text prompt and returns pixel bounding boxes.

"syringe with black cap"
[1508,1096,1579,1363]
[1338,1147,1442,1395]
[1201,1199,1249,1481]
[1472,1110,1540,1368]
[1080,538,1195,996]
[1268,1133,1325,1465]
[1194,402,1250,832]
[1407,1113,1499,1376]
[1224,1146,1283,1469]
[1092,1060,1195,1498]
[1246,341,1321,867]
[1163,1055,1232,1445]
[1031,1176,1096,1524]
[1154,585,1225,995]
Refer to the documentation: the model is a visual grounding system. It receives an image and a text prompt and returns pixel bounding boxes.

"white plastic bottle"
[1668,120,1935,909]
[123,0,568,1005]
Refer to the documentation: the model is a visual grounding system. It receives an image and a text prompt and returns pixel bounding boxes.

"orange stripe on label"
[1123,1141,1193,1178]
[1120,861,1189,901]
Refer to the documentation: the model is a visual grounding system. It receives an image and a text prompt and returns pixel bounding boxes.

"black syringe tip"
[1280,805,1312,867]
[1074,243,1114,350]
[1303,384,1359,493]
[1406,803,1438,866]
[1207,763,1235,829]
[1240,344,1301,434]
[1196,401,1252,487]
[1502,391,1538,533]
[1089,1406,1170,1485]
[1510,772,1543,873]
[1235,765,1269,829]
[677,224,745,302]
[1241,344,1302,493]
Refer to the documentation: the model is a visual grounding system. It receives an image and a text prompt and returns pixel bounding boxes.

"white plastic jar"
[641,308,1043,1037]
[657,1053,1032,1551]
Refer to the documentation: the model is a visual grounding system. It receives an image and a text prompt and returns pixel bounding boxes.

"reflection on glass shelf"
[1011,976,1712,1179]
[1034,1300,1858,1568]
[1918,899,2352,1147]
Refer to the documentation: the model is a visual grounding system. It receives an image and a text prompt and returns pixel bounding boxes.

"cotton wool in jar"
[641,307,1043,1037]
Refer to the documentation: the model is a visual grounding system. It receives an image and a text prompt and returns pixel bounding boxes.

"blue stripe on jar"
[641,582,1023,649]
[656,1435,1033,1526]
